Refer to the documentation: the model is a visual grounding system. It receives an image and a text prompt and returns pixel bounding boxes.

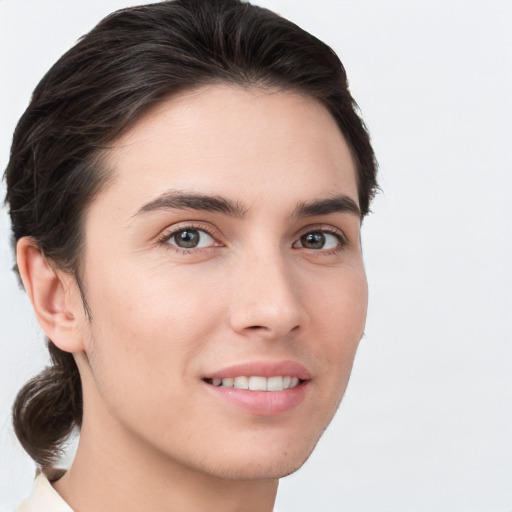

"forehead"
[95,84,358,218]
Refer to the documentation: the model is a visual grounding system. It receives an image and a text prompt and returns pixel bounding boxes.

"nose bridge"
[228,240,306,338]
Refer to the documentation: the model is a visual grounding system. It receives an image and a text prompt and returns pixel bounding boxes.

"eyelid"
[156,221,222,250]
[296,223,348,240]
[293,224,349,250]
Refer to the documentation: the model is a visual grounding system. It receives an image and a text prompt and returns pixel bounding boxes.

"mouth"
[202,361,311,416]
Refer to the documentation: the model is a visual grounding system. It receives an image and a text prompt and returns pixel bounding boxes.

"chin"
[207,455,310,481]
[198,431,323,481]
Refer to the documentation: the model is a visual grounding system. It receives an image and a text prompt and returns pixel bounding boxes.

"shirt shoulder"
[12,470,73,512]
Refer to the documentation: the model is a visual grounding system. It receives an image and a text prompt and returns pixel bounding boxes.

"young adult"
[5,1,377,510]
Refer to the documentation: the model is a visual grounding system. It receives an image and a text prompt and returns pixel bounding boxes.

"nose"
[228,246,308,340]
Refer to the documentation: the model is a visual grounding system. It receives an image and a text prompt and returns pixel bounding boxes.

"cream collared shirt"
[13,470,72,512]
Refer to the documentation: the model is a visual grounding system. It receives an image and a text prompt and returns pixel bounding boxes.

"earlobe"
[16,237,84,353]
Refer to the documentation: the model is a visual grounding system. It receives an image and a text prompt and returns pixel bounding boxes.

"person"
[4,0,377,510]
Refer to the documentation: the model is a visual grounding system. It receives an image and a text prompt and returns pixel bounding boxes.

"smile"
[205,376,301,391]
[202,361,310,416]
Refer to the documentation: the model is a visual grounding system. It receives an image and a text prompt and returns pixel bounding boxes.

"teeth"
[234,376,249,389]
[211,376,301,391]
[267,376,283,391]
[249,376,267,391]
[222,377,234,388]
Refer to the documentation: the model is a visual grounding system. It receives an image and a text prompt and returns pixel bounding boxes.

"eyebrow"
[133,190,360,219]
[294,195,361,219]
[133,190,247,218]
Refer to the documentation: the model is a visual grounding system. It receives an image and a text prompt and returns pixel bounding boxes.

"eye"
[294,231,343,250]
[166,228,215,249]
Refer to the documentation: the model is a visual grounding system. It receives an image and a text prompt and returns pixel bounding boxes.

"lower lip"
[204,381,308,416]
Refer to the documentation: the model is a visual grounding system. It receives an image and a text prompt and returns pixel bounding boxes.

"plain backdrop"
[1,1,511,511]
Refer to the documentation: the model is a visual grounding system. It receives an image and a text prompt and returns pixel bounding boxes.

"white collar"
[14,470,73,512]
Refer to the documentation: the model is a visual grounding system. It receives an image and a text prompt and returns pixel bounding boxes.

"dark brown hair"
[4,0,377,467]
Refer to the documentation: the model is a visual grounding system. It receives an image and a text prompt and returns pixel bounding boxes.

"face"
[75,84,367,480]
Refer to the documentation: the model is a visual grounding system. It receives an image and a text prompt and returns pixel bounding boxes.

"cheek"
[86,254,219,334]
[81,261,223,400]
[310,263,368,339]
[307,264,367,387]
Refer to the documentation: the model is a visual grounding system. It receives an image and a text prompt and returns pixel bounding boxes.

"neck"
[53,419,278,512]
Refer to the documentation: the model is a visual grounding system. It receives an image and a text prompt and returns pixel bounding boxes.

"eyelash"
[294,226,348,254]
[157,222,221,254]
[157,223,348,255]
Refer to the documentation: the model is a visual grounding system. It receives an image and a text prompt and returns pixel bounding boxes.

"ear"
[16,237,85,353]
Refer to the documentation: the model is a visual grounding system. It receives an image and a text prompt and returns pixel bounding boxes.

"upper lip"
[203,360,312,381]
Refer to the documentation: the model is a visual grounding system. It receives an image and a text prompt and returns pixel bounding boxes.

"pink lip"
[202,360,311,416]
[203,360,311,380]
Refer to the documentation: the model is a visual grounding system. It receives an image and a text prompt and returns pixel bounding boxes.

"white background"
[1,1,511,511]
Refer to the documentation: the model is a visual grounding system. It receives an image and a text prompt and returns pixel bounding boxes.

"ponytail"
[12,341,82,467]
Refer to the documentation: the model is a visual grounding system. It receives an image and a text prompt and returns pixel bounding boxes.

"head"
[5,0,377,477]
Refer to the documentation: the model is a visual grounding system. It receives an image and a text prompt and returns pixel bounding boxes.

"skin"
[18,84,368,512]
